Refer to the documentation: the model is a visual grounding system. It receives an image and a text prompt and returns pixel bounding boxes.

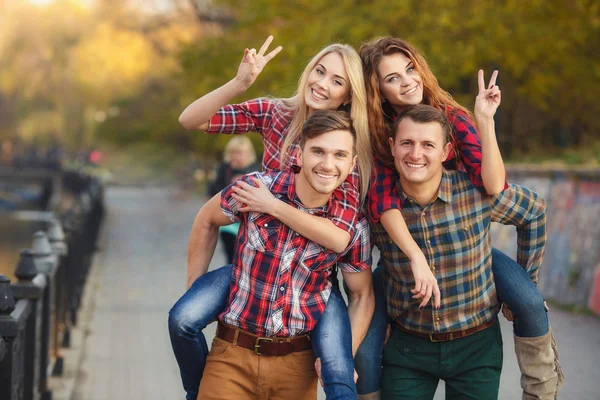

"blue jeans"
[354,248,549,395]
[168,265,356,400]
[168,266,231,400]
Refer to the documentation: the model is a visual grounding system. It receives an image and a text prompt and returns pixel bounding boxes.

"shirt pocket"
[435,217,484,254]
[246,214,281,253]
[300,242,338,272]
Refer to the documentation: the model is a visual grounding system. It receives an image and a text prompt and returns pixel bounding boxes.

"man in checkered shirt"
[190,110,374,400]
[373,105,558,399]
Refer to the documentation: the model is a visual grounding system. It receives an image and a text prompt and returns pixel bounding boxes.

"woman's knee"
[168,300,202,337]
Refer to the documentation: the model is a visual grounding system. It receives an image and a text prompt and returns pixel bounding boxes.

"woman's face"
[304,52,351,113]
[377,52,423,112]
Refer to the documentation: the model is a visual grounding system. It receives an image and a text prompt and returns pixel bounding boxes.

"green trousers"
[381,320,503,400]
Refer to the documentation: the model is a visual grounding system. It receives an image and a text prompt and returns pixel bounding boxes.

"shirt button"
[432,267,436,271]
[427,240,431,245]
[264,223,268,227]
[280,286,285,292]
[436,317,441,322]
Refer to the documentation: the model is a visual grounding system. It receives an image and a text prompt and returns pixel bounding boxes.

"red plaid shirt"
[368,108,508,222]
[219,169,372,337]
[207,98,360,233]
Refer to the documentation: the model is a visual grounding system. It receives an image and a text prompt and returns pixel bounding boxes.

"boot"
[514,327,564,400]
[358,391,380,400]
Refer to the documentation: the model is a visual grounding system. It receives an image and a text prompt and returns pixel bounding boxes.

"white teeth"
[406,163,425,168]
[312,89,327,100]
[316,172,336,179]
[403,86,417,95]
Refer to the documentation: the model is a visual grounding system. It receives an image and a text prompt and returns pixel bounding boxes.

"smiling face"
[389,118,451,186]
[378,52,424,112]
[304,52,351,113]
[296,129,356,203]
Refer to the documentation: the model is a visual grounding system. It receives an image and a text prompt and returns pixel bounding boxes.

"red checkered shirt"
[368,108,508,222]
[219,169,372,337]
[206,98,360,233]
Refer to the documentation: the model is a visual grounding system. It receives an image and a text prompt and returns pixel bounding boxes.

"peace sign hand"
[235,35,283,91]
[474,69,501,120]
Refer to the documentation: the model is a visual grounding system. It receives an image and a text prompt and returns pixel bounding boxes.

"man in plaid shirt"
[191,110,374,400]
[374,105,555,399]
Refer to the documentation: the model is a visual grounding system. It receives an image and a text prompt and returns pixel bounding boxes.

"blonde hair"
[279,44,372,204]
[224,136,257,167]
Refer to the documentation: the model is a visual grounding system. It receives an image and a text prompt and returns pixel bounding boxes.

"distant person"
[208,136,259,263]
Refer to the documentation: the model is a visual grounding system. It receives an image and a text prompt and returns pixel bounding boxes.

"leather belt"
[396,317,497,342]
[216,321,312,356]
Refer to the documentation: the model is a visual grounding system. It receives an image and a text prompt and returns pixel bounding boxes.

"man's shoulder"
[245,169,290,189]
[443,170,485,198]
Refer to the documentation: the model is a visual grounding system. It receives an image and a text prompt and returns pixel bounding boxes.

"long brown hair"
[360,37,470,168]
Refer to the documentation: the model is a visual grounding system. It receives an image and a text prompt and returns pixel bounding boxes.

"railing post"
[0,273,32,400]
[48,219,68,377]
[31,232,56,400]
[0,274,16,400]
[12,249,46,400]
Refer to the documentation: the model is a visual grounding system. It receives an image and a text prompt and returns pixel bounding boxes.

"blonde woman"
[169,36,373,400]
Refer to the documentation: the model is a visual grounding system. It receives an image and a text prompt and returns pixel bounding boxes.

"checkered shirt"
[372,169,546,334]
[206,98,360,233]
[220,169,372,337]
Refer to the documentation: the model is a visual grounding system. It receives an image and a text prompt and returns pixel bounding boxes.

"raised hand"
[235,35,283,90]
[474,69,501,120]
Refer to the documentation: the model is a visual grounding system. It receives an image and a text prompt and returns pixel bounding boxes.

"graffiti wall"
[491,168,600,314]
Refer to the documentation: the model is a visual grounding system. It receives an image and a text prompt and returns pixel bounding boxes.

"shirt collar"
[278,165,329,215]
[396,168,454,206]
[438,169,454,204]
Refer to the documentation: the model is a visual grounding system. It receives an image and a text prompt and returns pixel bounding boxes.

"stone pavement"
[67,187,600,400]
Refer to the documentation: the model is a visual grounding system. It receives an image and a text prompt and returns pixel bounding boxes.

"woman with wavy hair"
[170,36,372,400]
[355,36,561,400]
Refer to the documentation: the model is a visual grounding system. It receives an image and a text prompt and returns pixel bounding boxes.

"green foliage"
[1,0,598,167]
[177,0,599,161]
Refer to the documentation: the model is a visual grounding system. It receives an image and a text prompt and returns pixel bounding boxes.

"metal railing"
[0,172,104,400]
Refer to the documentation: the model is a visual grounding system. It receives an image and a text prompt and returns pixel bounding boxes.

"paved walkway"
[70,187,600,399]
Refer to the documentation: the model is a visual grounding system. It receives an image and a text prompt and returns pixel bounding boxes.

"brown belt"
[396,317,497,342]
[216,321,312,356]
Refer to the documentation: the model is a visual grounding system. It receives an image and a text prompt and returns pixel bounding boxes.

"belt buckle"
[429,333,442,343]
[255,337,274,355]
[429,332,453,342]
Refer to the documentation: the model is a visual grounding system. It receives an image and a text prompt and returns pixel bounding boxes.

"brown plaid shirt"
[373,169,546,334]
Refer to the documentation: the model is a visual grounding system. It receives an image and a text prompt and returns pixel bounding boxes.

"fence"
[0,170,104,400]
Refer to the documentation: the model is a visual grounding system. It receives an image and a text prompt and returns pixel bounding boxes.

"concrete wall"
[491,167,600,314]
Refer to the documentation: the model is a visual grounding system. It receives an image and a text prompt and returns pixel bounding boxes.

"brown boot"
[514,327,564,400]
[358,391,380,400]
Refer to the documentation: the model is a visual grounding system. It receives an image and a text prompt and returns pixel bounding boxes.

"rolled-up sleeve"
[337,217,373,273]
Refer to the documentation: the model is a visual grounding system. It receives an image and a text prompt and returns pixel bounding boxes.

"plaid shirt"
[206,98,359,233]
[368,108,508,222]
[372,169,546,334]
[220,169,372,337]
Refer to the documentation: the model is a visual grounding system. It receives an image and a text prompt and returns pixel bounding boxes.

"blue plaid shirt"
[373,169,546,334]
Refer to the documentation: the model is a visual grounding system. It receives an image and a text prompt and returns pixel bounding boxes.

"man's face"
[389,118,452,185]
[297,129,357,196]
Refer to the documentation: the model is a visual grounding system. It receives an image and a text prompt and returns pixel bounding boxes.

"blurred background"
[0,1,599,399]
[0,0,598,183]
